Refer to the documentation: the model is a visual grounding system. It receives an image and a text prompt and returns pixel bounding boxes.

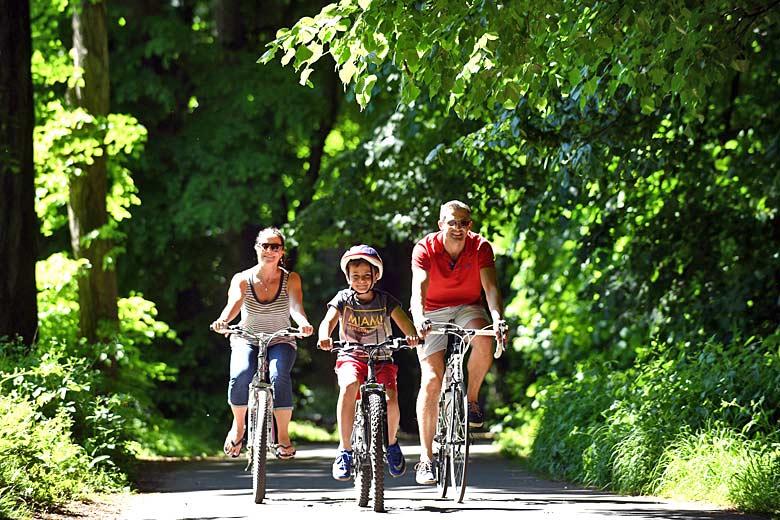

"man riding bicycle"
[410,200,509,485]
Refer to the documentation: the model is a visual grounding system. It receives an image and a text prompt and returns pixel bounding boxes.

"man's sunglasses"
[258,243,283,251]
[445,219,472,228]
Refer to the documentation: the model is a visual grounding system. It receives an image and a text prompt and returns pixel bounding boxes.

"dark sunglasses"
[258,243,283,252]
[445,219,472,228]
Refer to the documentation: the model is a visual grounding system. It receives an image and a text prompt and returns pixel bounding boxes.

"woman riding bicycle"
[211,226,314,460]
[317,245,419,481]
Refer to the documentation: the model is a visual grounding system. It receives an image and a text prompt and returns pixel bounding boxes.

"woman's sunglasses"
[258,243,283,252]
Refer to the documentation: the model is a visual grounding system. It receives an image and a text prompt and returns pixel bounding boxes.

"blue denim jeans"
[228,336,297,410]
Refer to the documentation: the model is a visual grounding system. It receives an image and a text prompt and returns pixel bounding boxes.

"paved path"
[120,441,769,520]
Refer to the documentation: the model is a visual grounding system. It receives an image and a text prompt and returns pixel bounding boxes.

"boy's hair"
[346,258,378,276]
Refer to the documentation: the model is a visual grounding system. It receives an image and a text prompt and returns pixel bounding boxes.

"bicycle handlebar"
[320,337,419,353]
[425,320,507,359]
[210,324,308,342]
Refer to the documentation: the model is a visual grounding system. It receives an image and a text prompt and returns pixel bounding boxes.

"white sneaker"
[414,460,436,485]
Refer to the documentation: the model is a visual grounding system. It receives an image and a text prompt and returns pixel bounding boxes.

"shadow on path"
[128,441,771,520]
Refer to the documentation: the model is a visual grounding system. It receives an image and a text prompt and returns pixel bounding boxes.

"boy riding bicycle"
[317,245,420,481]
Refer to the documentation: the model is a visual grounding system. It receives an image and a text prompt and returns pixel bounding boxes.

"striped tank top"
[239,268,294,348]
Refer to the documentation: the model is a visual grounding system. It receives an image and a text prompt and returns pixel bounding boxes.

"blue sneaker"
[386,441,406,477]
[332,449,353,481]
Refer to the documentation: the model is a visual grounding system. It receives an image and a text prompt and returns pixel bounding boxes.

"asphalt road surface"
[120,440,769,520]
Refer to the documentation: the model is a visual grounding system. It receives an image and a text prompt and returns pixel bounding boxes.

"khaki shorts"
[417,304,489,360]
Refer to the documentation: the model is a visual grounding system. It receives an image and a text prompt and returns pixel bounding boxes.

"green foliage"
[289,420,339,443]
[517,331,780,511]
[656,428,780,512]
[22,0,780,516]
[728,447,780,514]
[0,249,182,515]
[262,1,771,118]
[37,253,178,383]
[24,253,177,461]
[0,392,125,520]
[32,0,148,248]
[34,101,147,246]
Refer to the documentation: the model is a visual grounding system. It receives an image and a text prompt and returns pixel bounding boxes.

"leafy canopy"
[261,1,769,118]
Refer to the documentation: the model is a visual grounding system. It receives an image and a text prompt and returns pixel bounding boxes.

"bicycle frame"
[428,321,506,503]
[218,325,305,504]
[325,338,412,512]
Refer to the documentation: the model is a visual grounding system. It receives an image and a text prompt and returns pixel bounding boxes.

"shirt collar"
[433,230,473,254]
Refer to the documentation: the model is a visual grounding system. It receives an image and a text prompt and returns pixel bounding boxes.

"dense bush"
[504,331,780,513]
[0,254,182,518]
[0,391,125,519]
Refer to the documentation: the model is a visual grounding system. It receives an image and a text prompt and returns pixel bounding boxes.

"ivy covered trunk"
[68,0,118,342]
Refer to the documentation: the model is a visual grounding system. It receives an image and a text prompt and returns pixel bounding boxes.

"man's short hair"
[439,200,471,221]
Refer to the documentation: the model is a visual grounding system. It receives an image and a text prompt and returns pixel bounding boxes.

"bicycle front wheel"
[367,393,386,512]
[448,382,470,503]
[252,389,272,504]
[435,390,450,498]
[351,400,371,508]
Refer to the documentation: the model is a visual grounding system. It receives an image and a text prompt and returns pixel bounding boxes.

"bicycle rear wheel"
[448,382,470,503]
[351,400,371,507]
[252,388,272,504]
[367,393,386,512]
[435,390,450,498]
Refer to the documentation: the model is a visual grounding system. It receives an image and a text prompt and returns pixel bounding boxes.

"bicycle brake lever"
[494,321,507,359]
[393,338,413,349]
[494,341,504,359]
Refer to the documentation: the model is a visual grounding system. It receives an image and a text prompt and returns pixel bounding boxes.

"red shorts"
[335,359,398,394]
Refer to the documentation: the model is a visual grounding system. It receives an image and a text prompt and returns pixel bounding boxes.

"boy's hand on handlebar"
[318,337,333,350]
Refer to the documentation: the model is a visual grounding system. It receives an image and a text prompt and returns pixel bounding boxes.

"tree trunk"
[0,0,39,345]
[215,0,245,49]
[68,0,118,342]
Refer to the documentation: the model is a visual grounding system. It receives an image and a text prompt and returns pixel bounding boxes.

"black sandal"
[223,434,244,458]
[275,444,296,460]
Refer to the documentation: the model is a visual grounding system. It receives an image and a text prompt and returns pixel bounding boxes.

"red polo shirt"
[411,231,495,312]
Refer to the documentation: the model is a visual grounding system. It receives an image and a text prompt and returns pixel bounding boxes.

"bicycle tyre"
[252,389,272,504]
[367,393,386,512]
[435,390,450,498]
[351,400,371,507]
[449,382,470,503]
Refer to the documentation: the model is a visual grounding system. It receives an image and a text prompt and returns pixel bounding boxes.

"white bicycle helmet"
[340,244,384,280]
